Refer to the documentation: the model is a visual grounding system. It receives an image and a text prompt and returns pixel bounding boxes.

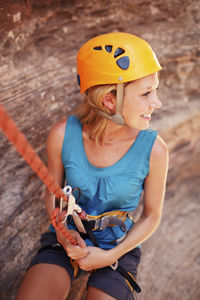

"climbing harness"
[115,264,141,293]
[52,184,141,293]
[77,32,162,125]
[82,210,128,246]
[0,102,141,293]
[52,184,129,247]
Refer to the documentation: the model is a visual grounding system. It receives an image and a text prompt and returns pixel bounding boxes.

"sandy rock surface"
[0,1,199,299]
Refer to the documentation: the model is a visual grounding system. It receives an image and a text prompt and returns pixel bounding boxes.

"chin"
[128,123,149,131]
[138,118,151,130]
[126,118,150,130]
[141,123,150,130]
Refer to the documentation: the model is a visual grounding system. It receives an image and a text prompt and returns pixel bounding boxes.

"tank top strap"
[61,115,82,164]
[127,128,157,176]
[136,129,158,160]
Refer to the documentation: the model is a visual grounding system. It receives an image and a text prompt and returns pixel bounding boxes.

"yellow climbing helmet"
[77,32,162,125]
[77,32,162,94]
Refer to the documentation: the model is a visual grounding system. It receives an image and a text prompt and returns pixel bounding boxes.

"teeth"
[141,114,151,118]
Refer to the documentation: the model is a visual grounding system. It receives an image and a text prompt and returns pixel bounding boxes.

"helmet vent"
[105,45,113,53]
[77,74,81,86]
[93,46,102,50]
[116,56,130,70]
[114,48,125,58]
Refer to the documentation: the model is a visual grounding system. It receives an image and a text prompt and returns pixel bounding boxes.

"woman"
[16,32,168,300]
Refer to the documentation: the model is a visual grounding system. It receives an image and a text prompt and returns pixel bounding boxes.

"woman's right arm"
[45,120,88,259]
[45,120,66,218]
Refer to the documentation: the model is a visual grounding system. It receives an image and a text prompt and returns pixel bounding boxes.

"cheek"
[123,99,145,117]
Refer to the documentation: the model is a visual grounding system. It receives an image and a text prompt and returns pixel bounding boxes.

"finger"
[56,230,70,249]
[76,259,90,271]
[73,231,86,248]
[79,265,89,271]
[67,245,88,259]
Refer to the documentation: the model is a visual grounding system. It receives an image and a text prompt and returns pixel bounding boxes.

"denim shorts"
[29,231,141,300]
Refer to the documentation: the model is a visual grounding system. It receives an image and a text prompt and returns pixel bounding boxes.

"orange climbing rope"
[0,103,77,245]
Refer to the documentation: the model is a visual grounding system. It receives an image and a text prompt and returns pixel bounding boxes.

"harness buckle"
[110,260,119,270]
[94,215,110,230]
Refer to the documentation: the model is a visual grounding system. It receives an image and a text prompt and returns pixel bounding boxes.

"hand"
[76,246,115,271]
[56,229,88,260]
[54,209,88,259]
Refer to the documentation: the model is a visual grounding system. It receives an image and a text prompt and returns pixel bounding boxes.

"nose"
[150,93,162,109]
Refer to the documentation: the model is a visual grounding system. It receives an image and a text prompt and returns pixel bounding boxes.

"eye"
[142,87,159,97]
[142,91,151,97]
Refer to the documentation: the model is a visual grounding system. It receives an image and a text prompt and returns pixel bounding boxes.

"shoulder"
[150,134,169,169]
[46,118,68,155]
[47,119,67,143]
[47,115,79,146]
[152,134,168,156]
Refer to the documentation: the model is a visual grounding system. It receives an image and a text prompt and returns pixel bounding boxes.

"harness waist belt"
[81,214,130,245]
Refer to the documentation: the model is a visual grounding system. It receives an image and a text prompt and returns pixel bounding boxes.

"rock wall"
[0,1,199,299]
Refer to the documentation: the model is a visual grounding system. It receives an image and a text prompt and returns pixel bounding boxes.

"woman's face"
[122,73,161,130]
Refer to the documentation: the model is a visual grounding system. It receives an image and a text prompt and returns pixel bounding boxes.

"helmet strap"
[95,83,126,126]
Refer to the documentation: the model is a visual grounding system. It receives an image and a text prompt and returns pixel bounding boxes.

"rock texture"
[0,1,199,299]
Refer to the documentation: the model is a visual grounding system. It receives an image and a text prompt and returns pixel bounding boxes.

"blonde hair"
[76,84,117,145]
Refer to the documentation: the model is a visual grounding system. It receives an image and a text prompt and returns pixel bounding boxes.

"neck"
[99,120,140,144]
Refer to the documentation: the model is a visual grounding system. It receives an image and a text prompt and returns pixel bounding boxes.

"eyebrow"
[140,85,159,90]
[140,86,154,91]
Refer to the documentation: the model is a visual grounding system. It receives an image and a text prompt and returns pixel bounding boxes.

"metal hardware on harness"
[94,215,127,231]
[63,185,73,196]
[94,215,110,230]
[92,215,127,244]
[110,260,119,270]
[62,185,86,234]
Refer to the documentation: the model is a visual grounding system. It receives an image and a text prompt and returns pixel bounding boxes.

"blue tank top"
[54,115,157,249]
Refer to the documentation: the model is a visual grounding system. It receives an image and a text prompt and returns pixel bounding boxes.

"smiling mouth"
[140,113,151,121]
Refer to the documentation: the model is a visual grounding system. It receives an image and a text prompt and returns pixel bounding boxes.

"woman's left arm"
[111,135,169,259]
[77,136,169,270]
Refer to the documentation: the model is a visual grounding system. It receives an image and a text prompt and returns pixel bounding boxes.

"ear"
[102,93,116,112]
